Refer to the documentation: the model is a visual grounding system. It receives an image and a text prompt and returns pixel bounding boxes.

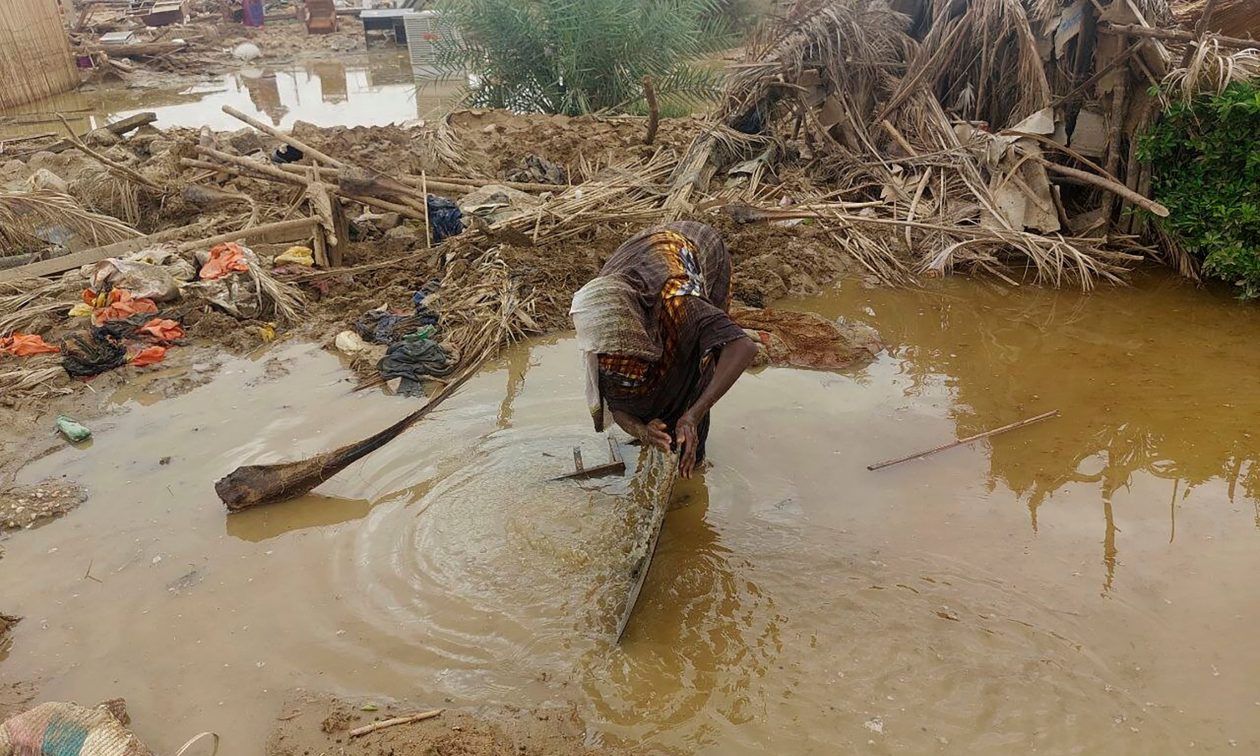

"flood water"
[2,271,1259,754]
[0,52,462,138]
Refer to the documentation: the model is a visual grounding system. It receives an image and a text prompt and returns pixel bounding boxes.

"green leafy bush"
[436,0,731,116]
[1138,82,1260,297]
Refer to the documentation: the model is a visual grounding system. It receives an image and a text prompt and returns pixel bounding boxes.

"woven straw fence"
[0,0,79,110]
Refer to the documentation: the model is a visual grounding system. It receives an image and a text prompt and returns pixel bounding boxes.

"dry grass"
[0,190,142,254]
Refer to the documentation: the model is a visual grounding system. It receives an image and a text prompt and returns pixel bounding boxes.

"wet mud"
[1,272,1259,754]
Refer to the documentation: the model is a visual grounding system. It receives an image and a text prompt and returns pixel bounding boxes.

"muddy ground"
[267,693,607,756]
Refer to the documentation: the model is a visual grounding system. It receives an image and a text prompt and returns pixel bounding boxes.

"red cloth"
[199,242,251,280]
[1,333,60,356]
[129,346,167,367]
[138,318,185,342]
[91,289,158,326]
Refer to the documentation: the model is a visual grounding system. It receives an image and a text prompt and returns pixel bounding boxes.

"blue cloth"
[426,195,462,243]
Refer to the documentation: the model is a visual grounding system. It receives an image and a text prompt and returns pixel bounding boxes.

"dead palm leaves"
[0,190,141,253]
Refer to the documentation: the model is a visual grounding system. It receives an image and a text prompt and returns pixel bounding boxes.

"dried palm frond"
[0,278,78,337]
[432,245,541,368]
[0,365,65,396]
[1162,41,1260,102]
[242,249,304,323]
[0,190,141,252]
[70,168,143,227]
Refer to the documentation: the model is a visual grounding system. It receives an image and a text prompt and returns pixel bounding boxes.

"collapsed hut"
[665,0,1257,286]
[0,0,80,109]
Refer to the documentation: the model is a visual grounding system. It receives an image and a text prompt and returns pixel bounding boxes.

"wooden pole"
[1032,157,1168,217]
[867,410,1060,471]
[1099,54,1129,224]
[221,104,348,168]
[420,170,431,249]
[1102,23,1258,52]
[176,216,319,252]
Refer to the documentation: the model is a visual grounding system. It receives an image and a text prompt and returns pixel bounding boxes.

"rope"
[172,732,219,756]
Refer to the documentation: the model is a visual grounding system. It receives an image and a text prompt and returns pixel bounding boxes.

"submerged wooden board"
[615,450,677,642]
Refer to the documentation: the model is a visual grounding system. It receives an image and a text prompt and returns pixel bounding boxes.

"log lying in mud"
[44,111,157,154]
[215,358,486,511]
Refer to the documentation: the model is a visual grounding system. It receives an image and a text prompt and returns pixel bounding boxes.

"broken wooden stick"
[222,104,348,168]
[642,75,659,146]
[1032,157,1169,218]
[867,410,1059,471]
[56,115,161,190]
[175,216,319,252]
[348,709,444,738]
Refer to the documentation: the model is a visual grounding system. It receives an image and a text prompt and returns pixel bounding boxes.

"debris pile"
[666,0,1257,286]
[1,0,1255,409]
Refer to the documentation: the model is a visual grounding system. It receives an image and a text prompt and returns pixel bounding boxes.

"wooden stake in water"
[866,410,1059,471]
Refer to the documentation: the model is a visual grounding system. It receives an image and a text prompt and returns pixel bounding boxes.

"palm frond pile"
[665,0,1256,287]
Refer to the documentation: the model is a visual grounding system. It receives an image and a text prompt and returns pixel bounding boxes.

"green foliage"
[435,0,732,116]
[1138,82,1260,298]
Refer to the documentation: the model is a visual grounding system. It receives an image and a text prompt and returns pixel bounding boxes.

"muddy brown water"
[0,52,462,137]
[2,271,1259,754]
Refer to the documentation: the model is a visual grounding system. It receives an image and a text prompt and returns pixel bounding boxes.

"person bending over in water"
[570,221,757,478]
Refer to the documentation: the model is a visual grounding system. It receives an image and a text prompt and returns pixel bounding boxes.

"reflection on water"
[1,275,1259,753]
[785,270,1260,591]
[0,53,465,137]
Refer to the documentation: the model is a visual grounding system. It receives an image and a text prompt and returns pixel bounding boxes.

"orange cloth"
[138,318,185,342]
[199,242,251,280]
[129,345,167,367]
[1,332,60,356]
[91,289,158,326]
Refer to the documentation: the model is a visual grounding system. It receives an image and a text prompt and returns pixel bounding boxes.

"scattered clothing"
[199,242,251,280]
[411,281,441,326]
[271,144,304,164]
[426,195,463,243]
[61,329,127,378]
[137,318,185,343]
[571,222,745,460]
[129,345,167,367]
[55,416,92,443]
[354,310,427,344]
[90,289,158,327]
[377,337,455,395]
[1,332,60,356]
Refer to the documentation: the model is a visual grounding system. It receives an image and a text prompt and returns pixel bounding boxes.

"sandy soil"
[266,693,611,756]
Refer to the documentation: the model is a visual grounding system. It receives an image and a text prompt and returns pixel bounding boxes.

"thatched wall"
[0,0,79,109]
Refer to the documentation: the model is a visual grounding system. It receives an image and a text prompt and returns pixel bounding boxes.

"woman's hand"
[675,411,700,478]
[613,410,671,452]
[639,419,673,452]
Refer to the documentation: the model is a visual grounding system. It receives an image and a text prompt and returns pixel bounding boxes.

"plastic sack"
[0,699,154,756]
[88,259,181,303]
[56,416,92,443]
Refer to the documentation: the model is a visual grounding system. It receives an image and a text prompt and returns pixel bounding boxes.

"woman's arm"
[675,336,757,478]
[611,409,672,452]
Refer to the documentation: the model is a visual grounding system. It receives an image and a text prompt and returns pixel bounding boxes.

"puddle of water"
[2,272,1259,754]
[0,53,464,137]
